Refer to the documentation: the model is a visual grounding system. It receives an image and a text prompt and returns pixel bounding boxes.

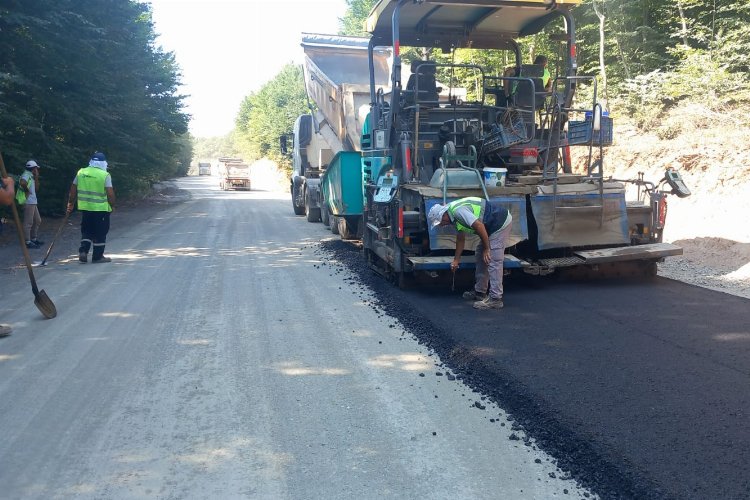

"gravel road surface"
[0,177,587,499]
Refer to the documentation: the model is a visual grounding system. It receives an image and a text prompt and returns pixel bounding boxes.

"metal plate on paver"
[538,256,586,267]
[575,242,683,263]
[408,254,529,270]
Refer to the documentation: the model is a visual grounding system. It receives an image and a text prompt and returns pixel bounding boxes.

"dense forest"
[0,1,191,214]
[233,0,749,170]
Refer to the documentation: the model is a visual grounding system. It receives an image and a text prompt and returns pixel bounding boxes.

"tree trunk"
[593,0,609,106]
[676,0,690,48]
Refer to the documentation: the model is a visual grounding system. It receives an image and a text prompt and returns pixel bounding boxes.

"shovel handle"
[40,207,71,266]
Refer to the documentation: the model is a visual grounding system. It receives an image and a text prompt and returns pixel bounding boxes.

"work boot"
[79,252,88,263]
[31,239,44,246]
[473,296,504,310]
[0,324,11,337]
[462,290,486,301]
[25,241,39,249]
[92,256,112,263]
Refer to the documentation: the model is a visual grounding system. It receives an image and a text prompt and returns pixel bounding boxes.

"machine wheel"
[338,217,357,240]
[321,203,330,227]
[292,186,305,215]
[330,215,340,235]
[338,217,353,240]
[305,190,320,222]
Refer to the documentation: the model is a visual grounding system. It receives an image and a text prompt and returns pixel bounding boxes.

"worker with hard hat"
[18,160,44,249]
[67,152,115,263]
[428,197,512,310]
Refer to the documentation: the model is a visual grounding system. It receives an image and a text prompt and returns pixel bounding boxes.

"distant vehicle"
[217,157,251,190]
[198,162,211,176]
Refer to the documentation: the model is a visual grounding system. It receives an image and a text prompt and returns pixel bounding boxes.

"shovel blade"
[34,289,57,319]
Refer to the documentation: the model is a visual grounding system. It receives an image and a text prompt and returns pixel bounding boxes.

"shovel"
[35,206,71,267]
[0,152,57,319]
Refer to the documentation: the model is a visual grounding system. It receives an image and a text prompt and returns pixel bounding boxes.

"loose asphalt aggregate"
[320,239,750,500]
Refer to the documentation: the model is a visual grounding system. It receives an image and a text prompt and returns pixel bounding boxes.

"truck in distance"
[198,162,212,176]
[217,157,251,191]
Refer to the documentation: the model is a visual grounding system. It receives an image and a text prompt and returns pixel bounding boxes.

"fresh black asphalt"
[321,240,750,500]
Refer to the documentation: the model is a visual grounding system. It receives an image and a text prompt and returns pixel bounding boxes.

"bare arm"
[66,184,77,214]
[471,220,492,265]
[451,232,466,272]
[0,176,14,205]
[106,186,115,210]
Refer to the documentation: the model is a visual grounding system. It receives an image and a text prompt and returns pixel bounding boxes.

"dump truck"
[198,162,212,176]
[353,0,690,285]
[285,33,391,231]
[217,157,251,191]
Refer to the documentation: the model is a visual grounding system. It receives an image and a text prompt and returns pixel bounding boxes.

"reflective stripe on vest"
[76,167,111,212]
[447,197,483,233]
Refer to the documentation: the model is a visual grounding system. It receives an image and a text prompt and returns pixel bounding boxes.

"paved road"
[0,177,587,499]
[324,227,750,499]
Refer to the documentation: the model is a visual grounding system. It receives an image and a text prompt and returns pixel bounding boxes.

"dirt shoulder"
[0,181,190,272]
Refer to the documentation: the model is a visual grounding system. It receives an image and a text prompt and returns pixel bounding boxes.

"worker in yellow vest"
[66,152,115,263]
[428,197,512,310]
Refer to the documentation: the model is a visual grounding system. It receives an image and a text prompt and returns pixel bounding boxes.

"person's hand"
[32,168,39,179]
[66,202,73,215]
[483,248,491,265]
[450,259,460,272]
[1,177,11,189]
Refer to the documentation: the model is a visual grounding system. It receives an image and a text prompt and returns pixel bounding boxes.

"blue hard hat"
[91,152,107,162]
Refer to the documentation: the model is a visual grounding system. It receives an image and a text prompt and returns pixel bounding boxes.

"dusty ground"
[0,158,287,273]
[0,183,190,274]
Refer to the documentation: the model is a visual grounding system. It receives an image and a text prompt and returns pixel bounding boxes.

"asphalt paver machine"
[360,0,690,286]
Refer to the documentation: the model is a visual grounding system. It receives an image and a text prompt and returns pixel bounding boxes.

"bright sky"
[149,0,348,137]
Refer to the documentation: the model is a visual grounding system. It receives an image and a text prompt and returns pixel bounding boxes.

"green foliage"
[233,64,308,170]
[0,1,190,213]
[192,134,242,163]
[339,0,378,36]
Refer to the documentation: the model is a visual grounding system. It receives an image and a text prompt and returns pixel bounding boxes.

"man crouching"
[428,197,512,310]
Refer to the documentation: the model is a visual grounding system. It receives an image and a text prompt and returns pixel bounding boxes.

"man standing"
[428,197,512,310]
[1,173,15,337]
[19,160,44,249]
[67,152,115,263]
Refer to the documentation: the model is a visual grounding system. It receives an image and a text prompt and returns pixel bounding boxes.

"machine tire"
[321,203,330,227]
[305,190,320,222]
[330,215,340,235]
[292,185,305,215]
[338,216,359,240]
[338,217,352,239]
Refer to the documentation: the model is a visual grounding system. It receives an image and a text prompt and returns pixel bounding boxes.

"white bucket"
[483,167,507,187]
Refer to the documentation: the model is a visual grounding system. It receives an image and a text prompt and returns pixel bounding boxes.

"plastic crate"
[567,116,613,146]
[482,120,528,155]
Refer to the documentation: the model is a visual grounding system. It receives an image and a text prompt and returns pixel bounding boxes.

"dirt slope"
[572,102,750,297]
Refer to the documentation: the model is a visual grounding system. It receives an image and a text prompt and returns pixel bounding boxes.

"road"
[0,176,587,499]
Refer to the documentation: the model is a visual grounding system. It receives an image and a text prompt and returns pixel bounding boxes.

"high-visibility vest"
[447,197,510,235]
[447,197,483,233]
[15,172,32,205]
[76,167,111,212]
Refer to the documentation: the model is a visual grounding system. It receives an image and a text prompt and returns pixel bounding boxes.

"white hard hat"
[428,204,448,228]
[25,160,39,169]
